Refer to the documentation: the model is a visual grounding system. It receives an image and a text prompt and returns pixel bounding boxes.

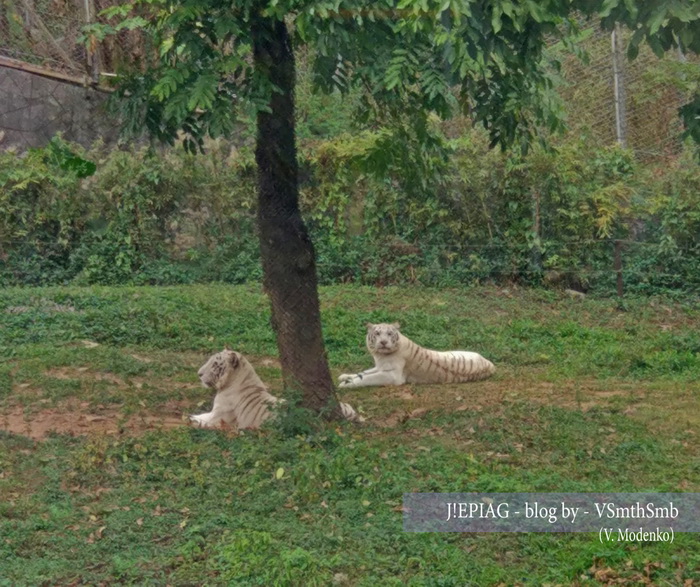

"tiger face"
[198,349,241,389]
[366,322,401,355]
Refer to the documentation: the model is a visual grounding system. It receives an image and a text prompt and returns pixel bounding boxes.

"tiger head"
[366,322,401,355]
[198,348,243,390]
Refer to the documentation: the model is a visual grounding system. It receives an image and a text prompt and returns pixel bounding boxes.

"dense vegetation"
[2,129,699,296]
[1,285,699,584]
[3,16,699,297]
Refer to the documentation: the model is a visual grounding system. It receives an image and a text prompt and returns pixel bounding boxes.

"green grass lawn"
[0,285,699,586]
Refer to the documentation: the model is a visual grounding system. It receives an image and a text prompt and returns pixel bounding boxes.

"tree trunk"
[251,14,339,415]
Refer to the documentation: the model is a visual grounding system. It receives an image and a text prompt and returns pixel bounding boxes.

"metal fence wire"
[0,0,146,81]
[0,4,694,158]
[1,0,92,78]
[547,17,690,159]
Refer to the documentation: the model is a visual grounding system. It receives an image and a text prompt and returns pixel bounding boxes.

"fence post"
[531,189,542,274]
[614,239,624,298]
[83,0,100,84]
[611,23,627,147]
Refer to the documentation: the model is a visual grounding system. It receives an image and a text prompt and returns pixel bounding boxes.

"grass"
[0,284,699,586]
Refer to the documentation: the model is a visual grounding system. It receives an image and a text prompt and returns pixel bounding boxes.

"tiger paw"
[189,413,212,428]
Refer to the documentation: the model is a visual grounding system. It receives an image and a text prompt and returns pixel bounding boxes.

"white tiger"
[191,348,363,429]
[338,322,495,388]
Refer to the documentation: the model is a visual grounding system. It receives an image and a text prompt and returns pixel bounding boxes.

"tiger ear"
[228,352,240,368]
[391,322,401,330]
[224,343,231,351]
[365,322,375,330]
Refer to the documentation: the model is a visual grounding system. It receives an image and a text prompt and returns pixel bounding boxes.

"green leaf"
[100,4,134,19]
[45,138,97,178]
[187,74,217,111]
[648,7,668,35]
[160,36,174,56]
[492,6,503,34]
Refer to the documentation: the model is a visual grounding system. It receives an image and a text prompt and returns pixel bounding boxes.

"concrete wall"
[0,66,119,151]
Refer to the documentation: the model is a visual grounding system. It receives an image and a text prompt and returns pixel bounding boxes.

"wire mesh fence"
[0,4,694,159]
[547,17,690,160]
[0,0,147,148]
[0,0,148,82]
[0,0,91,78]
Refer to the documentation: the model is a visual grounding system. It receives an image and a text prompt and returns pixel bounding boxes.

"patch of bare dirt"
[0,401,188,440]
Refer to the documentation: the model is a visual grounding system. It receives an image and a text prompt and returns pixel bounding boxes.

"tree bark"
[251,14,339,415]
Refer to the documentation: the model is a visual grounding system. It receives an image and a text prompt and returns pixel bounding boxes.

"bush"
[1,131,699,295]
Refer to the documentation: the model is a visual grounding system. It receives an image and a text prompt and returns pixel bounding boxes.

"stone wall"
[0,66,119,151]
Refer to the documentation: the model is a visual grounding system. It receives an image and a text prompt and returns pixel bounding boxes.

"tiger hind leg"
[339,402,366,423]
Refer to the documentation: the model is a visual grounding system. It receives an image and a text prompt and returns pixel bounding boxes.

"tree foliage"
[84,0,700,154]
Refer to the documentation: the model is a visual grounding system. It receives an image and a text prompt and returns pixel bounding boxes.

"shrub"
[1,131,699,295]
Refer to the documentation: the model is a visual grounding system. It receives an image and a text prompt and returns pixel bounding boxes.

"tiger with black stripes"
[191,348,363,429]
[338,322,495,388]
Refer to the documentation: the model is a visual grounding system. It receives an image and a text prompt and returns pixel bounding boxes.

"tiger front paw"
[189,413,214,428]
[338,373,355,384]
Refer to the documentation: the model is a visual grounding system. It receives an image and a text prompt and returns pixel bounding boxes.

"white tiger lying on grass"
[191,348,363,429]
[338,322,495,389]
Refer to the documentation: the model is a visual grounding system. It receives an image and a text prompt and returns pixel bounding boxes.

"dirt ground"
[0,400,187,440]
[4,361,695,443]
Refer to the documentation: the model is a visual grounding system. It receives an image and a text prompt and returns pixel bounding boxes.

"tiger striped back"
[402,337,495,384]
